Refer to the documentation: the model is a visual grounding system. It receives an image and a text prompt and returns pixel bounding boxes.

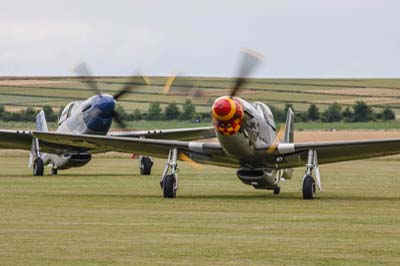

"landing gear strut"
[31,137,44,176]
[302,149,322,200]
[139,156,153,175]
[160,148,178,198]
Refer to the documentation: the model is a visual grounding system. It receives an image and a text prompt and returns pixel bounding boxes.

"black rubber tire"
[51,168,58,176]
[162,174,176,198]
[140,157,153,175]
[273,186,281,195]
[302,175,316,199]
[33,158,44,176]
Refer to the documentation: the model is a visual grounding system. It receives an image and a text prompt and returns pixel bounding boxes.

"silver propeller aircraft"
[2,51,400,200]
[0,63,215,176]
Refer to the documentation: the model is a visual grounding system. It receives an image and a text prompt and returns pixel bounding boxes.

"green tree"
[352,101,374,122]
[42,105,58,122]
[0,104,4,119]
[307,104,320,121]
[131,108,143,120]
[22,107,37,121]
[164,102,181,120]
[341,107,353,122]
[115,105,128,120]
[322,102,342,122]
[269,105,285,123]
[180,99,196,120]
[381,107,396,121]
[147,102,162,120]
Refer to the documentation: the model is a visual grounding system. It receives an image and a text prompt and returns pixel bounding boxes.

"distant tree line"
[271,101,396,123]
[104,99,208,122]
[0,100,205,123]
[0,100,395,123]
[0,105,58,122]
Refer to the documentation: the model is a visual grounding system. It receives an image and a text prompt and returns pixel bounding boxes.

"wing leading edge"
[266,139,400,168]
[109,126,215,141]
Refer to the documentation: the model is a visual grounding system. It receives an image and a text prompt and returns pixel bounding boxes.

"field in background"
[3,77,400,115]
[0,155,399,265]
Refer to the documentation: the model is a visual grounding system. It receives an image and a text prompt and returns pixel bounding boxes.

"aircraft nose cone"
[97,97,115,118]
[212,97,236,121]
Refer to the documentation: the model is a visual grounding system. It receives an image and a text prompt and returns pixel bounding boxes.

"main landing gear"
[302,149,322,200]
[139,156,153,175]
[33,157,44,176]
[160,148,178,198]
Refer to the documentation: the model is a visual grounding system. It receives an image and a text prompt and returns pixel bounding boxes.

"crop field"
[0,152,399,266]
[3,77,400,114]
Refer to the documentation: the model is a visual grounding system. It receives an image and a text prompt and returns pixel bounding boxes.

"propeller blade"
[112,110,126,129]
[163,72,178,94]
[74,63,102,97]
[113,74,146,100]
[178,152,203,170]
[230,48,263,97]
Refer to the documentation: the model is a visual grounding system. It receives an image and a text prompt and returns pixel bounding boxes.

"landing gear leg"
[31,137,44,176]
[302,149,322,200]
[160,148,178,198]
[139,156,153,175]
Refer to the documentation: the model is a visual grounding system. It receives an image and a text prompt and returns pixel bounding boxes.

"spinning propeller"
[230,48,263,97]
[74,63,146,128]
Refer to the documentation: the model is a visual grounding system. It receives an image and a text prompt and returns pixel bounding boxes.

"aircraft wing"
[269,139,400,168]
[0,130,78,154]
[32,131,238,168]
[109,126,216,141]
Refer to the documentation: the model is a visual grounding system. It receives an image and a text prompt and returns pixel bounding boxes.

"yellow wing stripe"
[267,124,286,154]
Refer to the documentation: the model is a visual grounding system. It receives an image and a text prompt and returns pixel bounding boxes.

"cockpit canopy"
[59,101,81,125]
[252,102,276,129]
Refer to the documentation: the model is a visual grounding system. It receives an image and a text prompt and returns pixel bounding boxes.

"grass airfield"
[1,154,399,265]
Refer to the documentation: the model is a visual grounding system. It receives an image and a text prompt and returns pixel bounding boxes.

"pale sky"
[1,0,399,77]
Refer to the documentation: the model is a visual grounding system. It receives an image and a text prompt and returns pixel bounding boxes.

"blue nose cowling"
[84,95,115,134]
[97,97,115,118]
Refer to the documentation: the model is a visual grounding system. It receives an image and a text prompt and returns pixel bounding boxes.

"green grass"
[0,155,399,265]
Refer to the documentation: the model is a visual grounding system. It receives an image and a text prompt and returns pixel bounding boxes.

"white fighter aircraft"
[0,63,215,175]
[2,51,400,200]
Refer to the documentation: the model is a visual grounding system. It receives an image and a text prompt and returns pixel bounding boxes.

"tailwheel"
[33,158,44,176]
[51,167,58,176]
[273,186,281,195]
[302,175,316,199]
[139,156,153,175]
[162,174,176,198]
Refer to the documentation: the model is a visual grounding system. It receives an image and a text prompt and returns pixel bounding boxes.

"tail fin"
[35,110,48,132]
[29,110,48,168]
[282,108,294,143]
